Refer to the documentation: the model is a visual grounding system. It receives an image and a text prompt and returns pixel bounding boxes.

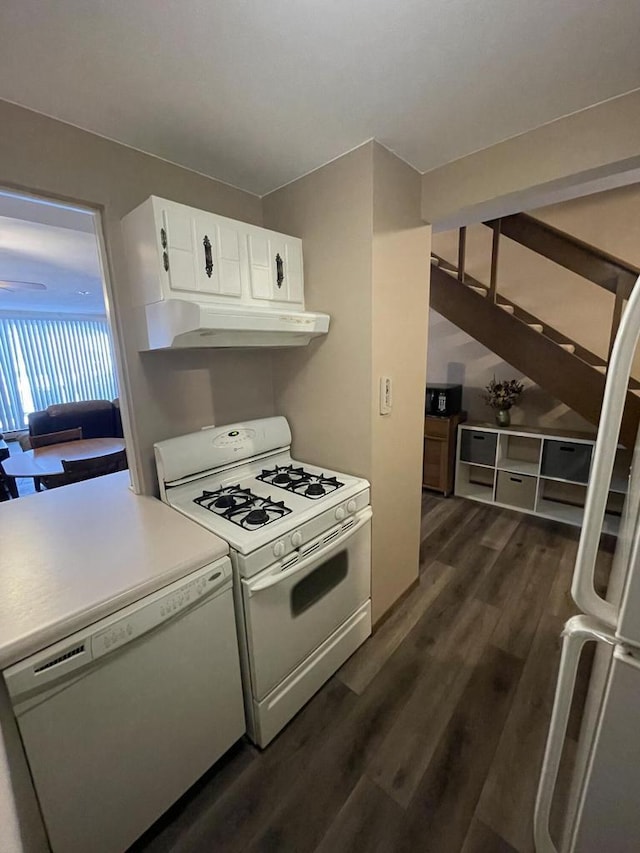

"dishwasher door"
[3,558,245,853]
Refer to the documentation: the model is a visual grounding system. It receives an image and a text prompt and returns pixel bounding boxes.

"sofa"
[27,399,124,443]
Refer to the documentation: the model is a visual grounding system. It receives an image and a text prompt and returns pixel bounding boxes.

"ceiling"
[0,194,105,315]
[1,1,639,196]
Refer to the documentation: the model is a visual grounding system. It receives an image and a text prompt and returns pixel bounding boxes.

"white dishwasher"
[3,557,245,853]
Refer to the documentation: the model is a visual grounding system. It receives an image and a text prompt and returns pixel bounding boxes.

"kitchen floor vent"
[34,643,86,674]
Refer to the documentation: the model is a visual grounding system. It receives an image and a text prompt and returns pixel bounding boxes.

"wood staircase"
[430,214,640,448]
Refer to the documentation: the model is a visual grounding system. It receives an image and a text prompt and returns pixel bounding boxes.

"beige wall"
[264,142,430,622]
[262,143,374,478]
[0,99,272,494]
[421,90,640,227]
[371,144,430,623]
[534,182,640,269]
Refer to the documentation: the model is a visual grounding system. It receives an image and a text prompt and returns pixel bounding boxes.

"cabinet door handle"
[275,253,284,289]
[160,228,169,272]
[559,446,575,453]
[203,235,213,279]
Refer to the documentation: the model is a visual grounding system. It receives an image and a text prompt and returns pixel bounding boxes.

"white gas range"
[155,416,372,747]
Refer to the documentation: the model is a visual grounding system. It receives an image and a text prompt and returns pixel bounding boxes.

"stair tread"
[559,343,576,353]
[589,365,640,392]
[498,304,515,314]
[528,323,544,333]
[467,285,488,296]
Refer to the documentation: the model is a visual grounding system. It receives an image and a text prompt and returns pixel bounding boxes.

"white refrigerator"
[535,273,640,852]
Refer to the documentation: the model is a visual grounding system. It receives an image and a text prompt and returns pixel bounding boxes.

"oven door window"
[291,550,348,617]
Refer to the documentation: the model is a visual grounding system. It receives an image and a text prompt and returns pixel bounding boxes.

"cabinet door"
[281,237,304,304]
[216,221,243,297]
[247,230,274,301]
[160,203,199,293]
[423,436,447,492]
[195,214,242,298]
[247,229,304,305]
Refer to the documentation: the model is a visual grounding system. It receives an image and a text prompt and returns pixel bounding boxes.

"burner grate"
[257,465,344,500]
[194,485,291,530]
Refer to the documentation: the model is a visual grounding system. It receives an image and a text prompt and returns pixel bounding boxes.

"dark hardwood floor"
[133,493,615,853]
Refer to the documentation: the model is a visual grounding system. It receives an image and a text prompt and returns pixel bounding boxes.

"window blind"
[0,316,118,433]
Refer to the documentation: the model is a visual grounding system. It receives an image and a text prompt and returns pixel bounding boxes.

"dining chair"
[60,449,128,485]
[30,427,84,449]
[0,438,17,499]
[31,427,83,491]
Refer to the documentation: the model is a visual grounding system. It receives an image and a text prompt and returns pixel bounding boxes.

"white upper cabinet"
[246,227,303,305]
[122,196,304,309]
[195,212,243,298]
[160,202,199,294]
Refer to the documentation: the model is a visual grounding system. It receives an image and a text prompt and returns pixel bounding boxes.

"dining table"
[3,438,126,495]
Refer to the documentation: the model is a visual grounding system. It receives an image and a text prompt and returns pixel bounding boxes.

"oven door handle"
[247,507,372,595]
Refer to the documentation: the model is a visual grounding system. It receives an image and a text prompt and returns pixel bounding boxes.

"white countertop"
[0,470,228,670]
[0,471,229,852]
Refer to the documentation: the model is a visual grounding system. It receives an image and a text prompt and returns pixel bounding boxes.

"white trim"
[91,207,140,494]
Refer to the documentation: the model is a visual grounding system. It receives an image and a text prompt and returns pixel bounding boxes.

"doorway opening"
[0,188,129,499]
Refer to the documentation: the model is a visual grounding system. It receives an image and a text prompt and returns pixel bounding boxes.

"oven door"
[241,506,372,700]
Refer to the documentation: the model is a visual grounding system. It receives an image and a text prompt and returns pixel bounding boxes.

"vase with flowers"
[482,377,524,427]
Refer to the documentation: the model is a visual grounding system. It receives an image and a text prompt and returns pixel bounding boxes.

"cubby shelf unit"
[455,423,631,535]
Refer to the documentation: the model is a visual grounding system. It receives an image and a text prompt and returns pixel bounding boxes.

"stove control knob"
[291,531,303,549]
[335,506,346,521]
[273,540,286,559]
[347,500,357,514]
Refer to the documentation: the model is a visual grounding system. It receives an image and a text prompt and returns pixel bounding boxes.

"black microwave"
[426,384,463,417]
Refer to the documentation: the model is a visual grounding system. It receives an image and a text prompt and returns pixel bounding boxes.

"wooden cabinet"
[423,413,466,496]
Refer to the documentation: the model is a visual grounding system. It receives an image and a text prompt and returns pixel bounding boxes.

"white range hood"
[145,299,330,349]
[122,196,331,350]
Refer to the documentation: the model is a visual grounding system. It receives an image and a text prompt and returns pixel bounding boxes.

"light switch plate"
[380,376,392,415]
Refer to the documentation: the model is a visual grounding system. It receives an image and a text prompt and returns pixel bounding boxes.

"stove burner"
[215,494,237,509]
[257,465,344,499]
[306,482,326,497]
[193,485,291,530]
[245,508,269,526]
